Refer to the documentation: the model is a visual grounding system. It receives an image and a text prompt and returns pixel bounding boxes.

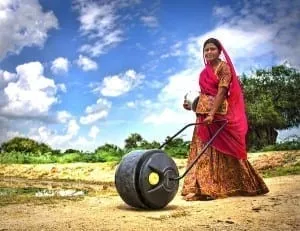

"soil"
[0,151,299,231]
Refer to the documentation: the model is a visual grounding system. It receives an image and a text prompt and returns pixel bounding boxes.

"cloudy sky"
[0,0,299,151]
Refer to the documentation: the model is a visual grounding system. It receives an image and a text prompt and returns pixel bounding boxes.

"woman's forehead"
[204,43,218,49]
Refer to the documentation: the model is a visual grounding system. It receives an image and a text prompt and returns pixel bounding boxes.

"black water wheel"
[115,149,179,209]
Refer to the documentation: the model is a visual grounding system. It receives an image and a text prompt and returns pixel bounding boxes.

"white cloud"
[70,136,95,151]
[6,130,22,139]
[140,15,158,28]
[0,70,17,89]
[57,84,67,93]
[145,80,164,89]
[208,0,300,68]
[141,68,200,128]
[117,0,142,7]
[51,57,69,74]
[126,101,136,108]
[144,108,194,125]
[75,2,115,38]
[89,126,100,139]
[80,111,108,125]
[74,0,142,57]
[74,0,140,57]
[0,126,23,145]
[80,98,112,125]
[79,30,123,57]
[0,70,17,107]
[0,62,58,118]
[213,5,234,19]
[30,119,80,149]
[75,2,121,56]
[100,69,145,97]
[158,68,200,103]
[126,99,154,109]
[56,111,72,124]
[67,119,80,136]
[76,55,98,71]
[0,0,58,60]
[160,41,183,59]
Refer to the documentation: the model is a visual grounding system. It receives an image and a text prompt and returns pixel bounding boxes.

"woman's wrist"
[208,112,215,117]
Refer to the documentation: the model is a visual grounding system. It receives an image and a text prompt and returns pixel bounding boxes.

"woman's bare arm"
[203,87,227,123]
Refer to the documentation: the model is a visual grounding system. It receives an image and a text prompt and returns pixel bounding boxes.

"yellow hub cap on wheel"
[148,172,160,185]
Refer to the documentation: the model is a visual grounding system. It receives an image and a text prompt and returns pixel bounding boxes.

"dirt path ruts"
[0,175,299,231]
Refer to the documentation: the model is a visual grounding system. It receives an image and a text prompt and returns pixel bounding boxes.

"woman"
[181,38,269,201]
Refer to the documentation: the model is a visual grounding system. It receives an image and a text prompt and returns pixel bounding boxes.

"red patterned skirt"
[181,126,269,200]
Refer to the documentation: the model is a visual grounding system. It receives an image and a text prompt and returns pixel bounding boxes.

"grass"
[0,151,122,164]
[261,162,300,178]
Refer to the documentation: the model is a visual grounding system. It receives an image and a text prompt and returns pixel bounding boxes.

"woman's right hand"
[183,100,191,110]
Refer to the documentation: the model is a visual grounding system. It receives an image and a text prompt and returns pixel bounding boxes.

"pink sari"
[197,43,248,159]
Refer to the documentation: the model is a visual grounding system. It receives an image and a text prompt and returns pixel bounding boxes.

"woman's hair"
[203,38,222,52]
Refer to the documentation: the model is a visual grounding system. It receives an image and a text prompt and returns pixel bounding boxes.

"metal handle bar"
[167,119,228,181]
[159,119,227,149]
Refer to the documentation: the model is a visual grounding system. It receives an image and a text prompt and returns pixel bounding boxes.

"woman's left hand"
[203,114,214,124]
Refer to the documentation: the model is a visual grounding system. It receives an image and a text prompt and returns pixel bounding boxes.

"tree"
[64,149,80,154]
[139,140,160,149]
[163,136,190,158]
[124,133,162,151]
[124,133,143,149]
[0,137,52,154]
[52,149,62,155]
[93,143,124,162]
[95,143,124,157]
[242,65,300,150]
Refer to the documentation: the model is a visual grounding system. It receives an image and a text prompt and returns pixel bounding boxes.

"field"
[0,151,299,231]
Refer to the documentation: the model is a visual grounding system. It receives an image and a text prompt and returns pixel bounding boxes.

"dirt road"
[1,175,299,231]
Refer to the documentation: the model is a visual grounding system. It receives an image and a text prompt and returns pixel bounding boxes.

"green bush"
[163,138,190,159]
[0,152,26,164]
[81,153,97,163]
[165,146,189,158]
[1,137,52,154]
[55,153,84,164]
[262,162,300,178]
[0,151,124,164]
[0,152,57,164]
[94,151,121,162]
[25,153,56,164]
[261,140,300,152]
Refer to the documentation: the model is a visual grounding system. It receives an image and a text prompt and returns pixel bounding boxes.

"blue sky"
[0,0,299,151]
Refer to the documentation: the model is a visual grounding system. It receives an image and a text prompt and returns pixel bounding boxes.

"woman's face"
[204,43,220,62]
